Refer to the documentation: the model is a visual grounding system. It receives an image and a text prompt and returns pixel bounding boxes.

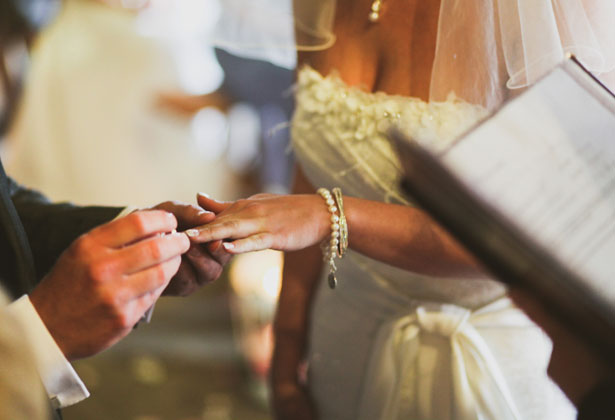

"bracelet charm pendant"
[317,187,348,290]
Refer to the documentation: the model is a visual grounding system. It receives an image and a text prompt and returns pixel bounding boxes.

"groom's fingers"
[116,231,190,275]
[153,201,215,229]
[197,192,232,214]
[207,240,233,266]
[184,245,226,285]
[124,255,182,297]
[92,210,178,248]
[162,261,198,296]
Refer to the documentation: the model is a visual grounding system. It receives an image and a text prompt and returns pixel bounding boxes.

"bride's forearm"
[293,165,482,277]
[342,196,485,278]
[272,242,323,389]
[272,170,325,387]
[191,168,485,278]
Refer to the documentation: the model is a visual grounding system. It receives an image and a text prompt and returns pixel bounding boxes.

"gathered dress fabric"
[291,67,577,420]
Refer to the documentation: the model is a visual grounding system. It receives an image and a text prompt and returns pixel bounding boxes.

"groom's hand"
[30,210,189,360]
[152,201,231,296]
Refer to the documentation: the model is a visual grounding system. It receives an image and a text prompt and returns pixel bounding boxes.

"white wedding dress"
[291,67,576,420]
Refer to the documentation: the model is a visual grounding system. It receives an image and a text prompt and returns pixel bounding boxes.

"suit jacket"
[577,378,615,420]
[0,160,122,297]
[0,159,122,419]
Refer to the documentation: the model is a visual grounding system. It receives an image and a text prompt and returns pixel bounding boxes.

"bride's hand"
[187,193,332,254]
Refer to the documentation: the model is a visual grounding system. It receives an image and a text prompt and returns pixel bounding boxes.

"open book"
[391,57,615,361]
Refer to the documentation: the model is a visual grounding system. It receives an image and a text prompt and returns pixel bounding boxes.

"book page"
[442,66,615,305]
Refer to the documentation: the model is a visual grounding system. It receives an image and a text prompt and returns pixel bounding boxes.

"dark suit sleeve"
[577,378,615,420]
[7,177,124,279]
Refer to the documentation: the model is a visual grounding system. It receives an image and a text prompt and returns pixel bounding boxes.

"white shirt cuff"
[6,295,90,408]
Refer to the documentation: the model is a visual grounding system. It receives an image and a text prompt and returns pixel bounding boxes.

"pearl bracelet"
[317,187,343,289]
[332,187,348,258]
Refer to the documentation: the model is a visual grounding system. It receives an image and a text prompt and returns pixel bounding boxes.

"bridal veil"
[213,0,615,110]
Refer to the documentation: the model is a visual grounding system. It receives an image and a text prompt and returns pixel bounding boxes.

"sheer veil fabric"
[213,0,336,69]
[214,0,615,109]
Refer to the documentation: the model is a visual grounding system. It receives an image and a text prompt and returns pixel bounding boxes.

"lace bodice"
[292,66,488,204]
[292,66,505,308]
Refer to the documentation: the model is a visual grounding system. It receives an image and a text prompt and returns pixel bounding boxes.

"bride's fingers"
[197,192,232,214]
[156,201,215,228]
[222,233,274,254]
[186,218,262,243]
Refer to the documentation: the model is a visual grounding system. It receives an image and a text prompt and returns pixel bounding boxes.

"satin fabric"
[358,298,528,420]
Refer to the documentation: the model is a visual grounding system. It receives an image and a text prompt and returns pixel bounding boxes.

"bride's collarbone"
[302,0,438,97]
[303,30,431,97]
[304,47,422,98]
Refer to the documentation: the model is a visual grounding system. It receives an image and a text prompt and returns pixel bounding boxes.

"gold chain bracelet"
[332,187,348,258]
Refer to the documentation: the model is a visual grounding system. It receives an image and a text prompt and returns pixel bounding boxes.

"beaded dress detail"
[291,66,576,420]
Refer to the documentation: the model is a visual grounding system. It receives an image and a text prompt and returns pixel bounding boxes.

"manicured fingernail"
[223,242,234,250]
[198,192,210,198]
[185,229,199,237]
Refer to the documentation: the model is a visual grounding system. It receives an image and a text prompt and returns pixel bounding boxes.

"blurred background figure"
[0,0,54,140]
[3,0,239,207]
[1,0,293,418]
[158,47,295,195]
